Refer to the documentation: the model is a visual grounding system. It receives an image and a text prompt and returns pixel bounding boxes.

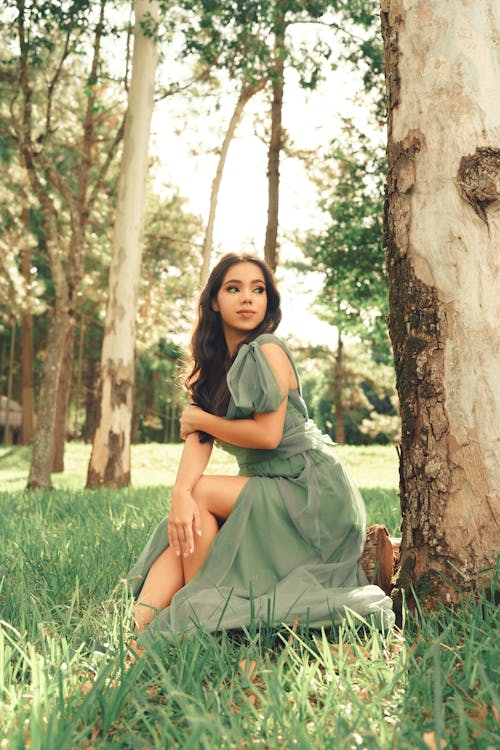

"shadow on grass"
[0,444,31,466]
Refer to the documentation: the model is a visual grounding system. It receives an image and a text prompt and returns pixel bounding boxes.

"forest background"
[0,0,399,481]
[0,3,499,746]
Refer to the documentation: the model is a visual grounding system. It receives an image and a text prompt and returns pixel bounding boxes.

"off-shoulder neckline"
[233,333,301,395]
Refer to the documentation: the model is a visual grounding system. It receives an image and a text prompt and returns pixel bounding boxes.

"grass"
[0,441,400,486]
[0,444,498,749]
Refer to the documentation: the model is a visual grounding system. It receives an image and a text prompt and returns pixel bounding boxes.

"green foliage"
[0,181,203,441]
[0,3,207,453]
[303,124,388,344]
[333,1,386,125]
[134,341,184,443]
[297,121,395,447]
[0,447,498,748]
[139,185,204,348]
[296,341,400,445]
[0,1,125,328]
[0,0,389,456]
[172,0,367,92]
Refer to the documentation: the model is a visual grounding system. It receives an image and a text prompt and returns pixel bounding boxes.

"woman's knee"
[191,474,248,520]
[191,475,210,510]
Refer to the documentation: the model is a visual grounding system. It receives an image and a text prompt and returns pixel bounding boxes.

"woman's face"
[212,262,268,345]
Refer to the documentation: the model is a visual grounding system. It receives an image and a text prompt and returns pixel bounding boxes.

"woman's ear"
[211,298,219,312]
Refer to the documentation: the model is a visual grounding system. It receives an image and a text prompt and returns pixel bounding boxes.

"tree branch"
[44,28,73,139]
[86,113,126,216]
[76,0,106,224]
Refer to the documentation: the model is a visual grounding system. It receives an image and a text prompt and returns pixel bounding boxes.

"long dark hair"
[185,253,281,435]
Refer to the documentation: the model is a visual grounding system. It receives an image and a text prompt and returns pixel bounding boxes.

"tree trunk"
[22,0,112,488]
[264,8,285,272]
[381,0,500,609]
[71,314,86,436]
[52,326,74,472]
[0,337,5,396]
[83,356,99,442]
[131,396,140,444]
[201,81,266,287]
[21,253,35,445]
[27,309,72,488]
[21,225,35,445]
[4,323,16,446]
[334,332,345,445]
[86,0,159,488]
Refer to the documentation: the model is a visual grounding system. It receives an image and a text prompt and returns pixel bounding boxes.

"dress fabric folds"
[127,334,395,641]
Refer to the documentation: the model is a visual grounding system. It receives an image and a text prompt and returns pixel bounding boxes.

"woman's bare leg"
[182,475,249,582]
[134,474,249,630]
[133,546,184,631]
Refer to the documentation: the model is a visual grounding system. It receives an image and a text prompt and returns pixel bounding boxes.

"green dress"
[127,334,394,640]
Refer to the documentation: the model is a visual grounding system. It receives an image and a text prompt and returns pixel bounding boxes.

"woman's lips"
[237,310,255,317]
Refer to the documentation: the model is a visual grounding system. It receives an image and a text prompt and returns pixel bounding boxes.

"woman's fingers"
[168,517,195,557]
[192,504,202,538]
[168,520,181,557]
[179,410,197,439]
[179,419,190,440]
[182,524,194,557]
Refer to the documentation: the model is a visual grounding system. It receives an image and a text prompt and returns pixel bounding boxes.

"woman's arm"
[181,343,293,450]
[168,432,213,557]
[190,401,288,450]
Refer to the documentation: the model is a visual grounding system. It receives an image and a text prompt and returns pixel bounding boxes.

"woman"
[128,253,394,639]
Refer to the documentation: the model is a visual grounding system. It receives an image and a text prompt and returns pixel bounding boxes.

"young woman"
[128,253,394,639]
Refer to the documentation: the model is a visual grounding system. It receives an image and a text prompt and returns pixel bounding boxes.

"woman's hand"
[168,486,202,557]
[180,405,205,439]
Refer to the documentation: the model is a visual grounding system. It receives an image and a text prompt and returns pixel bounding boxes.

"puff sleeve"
[226,340,286,419]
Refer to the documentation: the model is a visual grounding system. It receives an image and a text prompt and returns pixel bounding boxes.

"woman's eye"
[227,286,239,293]
[254,286,265,294]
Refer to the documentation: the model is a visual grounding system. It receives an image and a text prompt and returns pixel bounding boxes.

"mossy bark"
[86,360,133,488]
[381,0,500,613]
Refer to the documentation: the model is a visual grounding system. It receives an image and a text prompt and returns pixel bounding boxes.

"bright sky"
[149,25,378,346]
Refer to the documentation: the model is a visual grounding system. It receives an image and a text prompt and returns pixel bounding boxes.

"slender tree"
[3,323,16,445]
[178,0,350,272]
[264,0,286,271]
[0,179,37,445]
[302,126,390,442]
[20,206,35,444]
[381,0,500,607]
[201,79,266,286]
[0,0,128,486]
[87,0,160,488]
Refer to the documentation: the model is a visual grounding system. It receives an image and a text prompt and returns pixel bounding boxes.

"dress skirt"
[127,334,395,641]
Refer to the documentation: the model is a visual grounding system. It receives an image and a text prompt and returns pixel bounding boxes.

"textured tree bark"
[71,314,86,437]
[52,326,74,472]
[87,0,159,488]
[21,337,35,441]
[27,308,71,488]
[21,216,35,446]
[264,5,285,272]
[381,0,500,609]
